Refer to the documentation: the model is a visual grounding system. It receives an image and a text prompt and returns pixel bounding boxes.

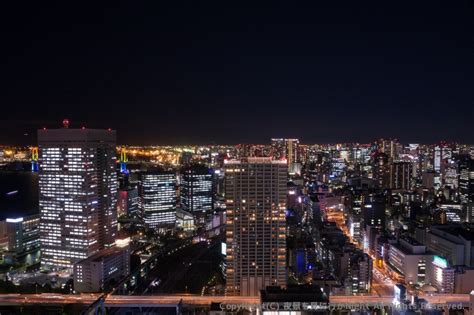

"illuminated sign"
[221,242,227,256]
[116,237,131,248]
[433,256,448,269]
[6,218,23,223]
[363,235,368,250]
[393,284,406,303]
[394,285,400,295]
[436,266,443,283]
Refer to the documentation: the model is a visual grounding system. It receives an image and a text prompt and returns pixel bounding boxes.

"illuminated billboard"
[221,242,227,256]
[433,256,448,269]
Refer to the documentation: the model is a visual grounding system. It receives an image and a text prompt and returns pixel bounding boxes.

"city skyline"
[0,1,474,313]
[2,125,474,147]
[0,124,472,313]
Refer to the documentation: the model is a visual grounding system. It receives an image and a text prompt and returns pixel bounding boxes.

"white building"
[387,237,433,285]
[38,127,118,270]
[431,255,455,293]
[74,238,130,293]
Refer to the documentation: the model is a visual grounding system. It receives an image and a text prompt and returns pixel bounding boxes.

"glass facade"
[139,171,177,229]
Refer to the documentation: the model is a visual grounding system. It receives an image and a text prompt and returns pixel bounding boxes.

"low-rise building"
[73,238,130,293]
[387,237,433,285]
[0,214,40,264]
[430,255,455,293]
[425,225,474,267]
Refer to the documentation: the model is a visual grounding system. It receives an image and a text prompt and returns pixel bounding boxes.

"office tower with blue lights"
[38,126,118,270]
[139,170,177,230]
[180,165,213,213]
[224,157,287,296]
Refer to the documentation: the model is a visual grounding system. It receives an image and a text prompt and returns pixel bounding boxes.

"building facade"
[74,239,130,293]
[180,165,213,213]
[38,128,118,270]
[225,157,287,296]
[139,170,177,229]
[0,215,40,263]
[117,187,139,218]
[389,161,413,190]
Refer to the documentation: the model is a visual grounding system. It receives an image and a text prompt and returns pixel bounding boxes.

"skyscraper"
[225,157,287,296]
[389,161,414,190]
[373,152,390,189]
[180,164,213,213]
[117,186,139,218]
[138,170,177,230]
[38,127,117,270]
[459,155,474,222]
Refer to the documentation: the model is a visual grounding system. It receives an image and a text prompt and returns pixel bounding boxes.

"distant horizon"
[1,137,473,147]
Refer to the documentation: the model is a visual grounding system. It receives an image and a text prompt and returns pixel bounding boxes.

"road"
[325,206,397,296]
[0,293,469,307]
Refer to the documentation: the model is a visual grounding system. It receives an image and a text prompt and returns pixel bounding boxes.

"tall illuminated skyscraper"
[139,170,177,229]
[38,126,118,270]
[389,161,414,190]
[181,164,213,213]
[224,157,287,296]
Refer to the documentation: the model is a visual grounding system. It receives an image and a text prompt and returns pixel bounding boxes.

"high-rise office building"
[138,170,177,229]
[389,161,413,190]
[181,164,213,213]
[373,152,390,189]
[362,195,385,228]
[225,157,287,296]
[38,127,118,270]
[117,186,139,218]
[376,138,399,160]
[433,145,443,172]
[459,155,474,222]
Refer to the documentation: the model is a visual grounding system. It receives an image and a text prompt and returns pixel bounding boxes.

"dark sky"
[1,1,473,145]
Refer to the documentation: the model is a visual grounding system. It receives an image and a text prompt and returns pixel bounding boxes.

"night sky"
[1,1,473,145]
